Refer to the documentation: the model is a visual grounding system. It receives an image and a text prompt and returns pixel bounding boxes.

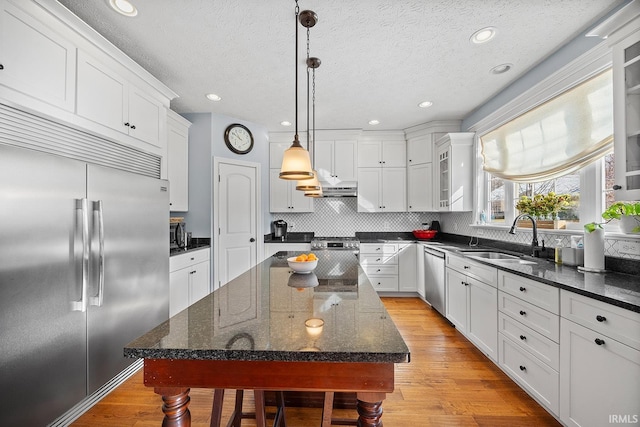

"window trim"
[469,41,613,232]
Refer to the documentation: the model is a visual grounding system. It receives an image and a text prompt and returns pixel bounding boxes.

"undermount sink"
[459,250,537,265]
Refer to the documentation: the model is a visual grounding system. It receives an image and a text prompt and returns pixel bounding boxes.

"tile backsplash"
[273,199,639,261]
[272,198,438,237]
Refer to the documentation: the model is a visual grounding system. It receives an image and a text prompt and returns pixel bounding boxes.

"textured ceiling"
[57,0,623,132]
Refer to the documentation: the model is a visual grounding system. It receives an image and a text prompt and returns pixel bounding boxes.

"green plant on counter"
[515,192,573,219]
[584,201,640,233]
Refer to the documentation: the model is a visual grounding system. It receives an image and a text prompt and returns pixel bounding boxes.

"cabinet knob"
[464,265,470,269]
[519,310,526,316]
[520,335,527,341]
[519,286,526,292]
[124,122,130,127]
[594,338,605,346]
[0,64,4,70]
[250,238,256,242]
[596,315,606,322]
[519,365,527,371]
[130,124,136,129]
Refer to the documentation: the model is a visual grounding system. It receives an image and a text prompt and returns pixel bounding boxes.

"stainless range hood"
[321,185,357,197]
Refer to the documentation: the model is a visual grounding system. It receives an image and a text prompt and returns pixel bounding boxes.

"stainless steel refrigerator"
[0,143,169,426]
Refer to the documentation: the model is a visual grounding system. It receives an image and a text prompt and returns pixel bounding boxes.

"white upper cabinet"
[269,169,314,213]
[407,137,433,166]
[315,139,358,185]
[0,0,76,112]
[167,110,191,212]
[407,163,433,211]
[435,132,474,211]
[77,50,167,149]
[358,140,406,168]
[357,167,406,212]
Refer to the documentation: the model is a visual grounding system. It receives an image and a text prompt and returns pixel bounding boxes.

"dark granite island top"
[125,251,409,427]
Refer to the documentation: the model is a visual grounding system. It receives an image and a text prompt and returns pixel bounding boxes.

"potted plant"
[584,201,640,233]
[515,192,573,229]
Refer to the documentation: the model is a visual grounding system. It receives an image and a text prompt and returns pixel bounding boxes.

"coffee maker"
[272,220,288,240]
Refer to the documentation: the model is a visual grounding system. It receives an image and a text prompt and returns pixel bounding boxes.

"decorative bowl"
[287,257,318,274]
[412,229,437,240]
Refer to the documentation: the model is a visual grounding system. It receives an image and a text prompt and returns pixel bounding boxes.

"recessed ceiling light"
[280,121,292,126]
[470,27,496,44]
[418,101,433,108]
[205,93,222,101]
[368,120,380,125]
[108,0,138,17]
[490,63,513,74]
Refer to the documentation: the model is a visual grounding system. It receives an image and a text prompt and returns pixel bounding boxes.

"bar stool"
[211,389,287,427]
[321,392,358,427]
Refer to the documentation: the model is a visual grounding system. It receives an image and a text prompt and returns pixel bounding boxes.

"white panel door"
[218,161,258,287]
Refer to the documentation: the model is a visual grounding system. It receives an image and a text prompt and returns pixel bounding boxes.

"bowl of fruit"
[287,253,318,274]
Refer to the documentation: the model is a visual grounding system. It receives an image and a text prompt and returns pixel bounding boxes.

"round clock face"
[224,124,254,154]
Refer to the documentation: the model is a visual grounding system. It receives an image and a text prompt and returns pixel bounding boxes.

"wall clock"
[224,123,254,154]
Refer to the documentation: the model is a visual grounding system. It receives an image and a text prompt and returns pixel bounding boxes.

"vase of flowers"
[515,192,573,229]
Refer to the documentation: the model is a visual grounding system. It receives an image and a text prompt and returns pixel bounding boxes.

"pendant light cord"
[294,0,300,143]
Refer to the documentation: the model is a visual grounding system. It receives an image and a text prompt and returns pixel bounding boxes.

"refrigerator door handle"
[72,199,89,312]
[89,200,105,307]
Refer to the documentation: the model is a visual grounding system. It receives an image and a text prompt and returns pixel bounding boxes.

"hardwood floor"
[71,297,561,427]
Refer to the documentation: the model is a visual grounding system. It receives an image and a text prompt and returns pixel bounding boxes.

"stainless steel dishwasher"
[423,246,446,315]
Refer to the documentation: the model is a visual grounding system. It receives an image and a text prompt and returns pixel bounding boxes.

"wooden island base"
[146,359,393,427]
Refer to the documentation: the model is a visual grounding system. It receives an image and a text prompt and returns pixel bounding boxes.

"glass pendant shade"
[304,181,323,197]
[296,169,321,191]
[279,143,313,180]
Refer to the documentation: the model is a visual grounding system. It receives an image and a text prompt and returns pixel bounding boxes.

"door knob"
[249,238,256,242]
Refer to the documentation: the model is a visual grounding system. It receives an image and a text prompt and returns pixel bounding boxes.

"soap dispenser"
[554,239,563,264]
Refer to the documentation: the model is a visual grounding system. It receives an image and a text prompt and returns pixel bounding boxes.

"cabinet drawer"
[447,254,497,285]
[561,290,640,351]
[499,334,559,415]
[363,265,398,276]
[359,243,398,255]
[499,312,559,370]
[498,271,559,314]
[170,248,210,272]
[499,291,559,342]
[368,276,399,292]
[359,254,397,266]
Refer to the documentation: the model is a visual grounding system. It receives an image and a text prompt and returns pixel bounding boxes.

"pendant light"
[297,20,321,192]
[279,3,316,181]
[305,59,324,198]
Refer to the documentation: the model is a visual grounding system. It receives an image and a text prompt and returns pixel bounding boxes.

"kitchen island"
[125,251,410,426]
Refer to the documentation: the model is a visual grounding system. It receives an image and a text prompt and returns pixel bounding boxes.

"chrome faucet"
[509,214,544,257]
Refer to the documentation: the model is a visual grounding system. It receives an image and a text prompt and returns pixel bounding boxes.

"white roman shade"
[480,69,613,182]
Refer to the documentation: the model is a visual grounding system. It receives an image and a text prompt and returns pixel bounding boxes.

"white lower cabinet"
[360,243,399,292]
[398,243,417,292]
[445,255,498,361]
[169,248,211,317]
[497,271,560,416]
[559,291,640,427]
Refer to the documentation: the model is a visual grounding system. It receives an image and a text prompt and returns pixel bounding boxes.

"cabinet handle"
[464,265,470,269]
[519,365,526,371]
[612,184,622,190]
[519,310,526,316]
[519,286,526,292]
[130,124,136,129]
[190,257,195,260]
[596,315,606,322]
[124,122,130,127]
[0,64,4,70]
[250,238,256,242]
[594,338,605,346]
[376,269,381,272]
[520,335,527,341]
[376,258,381,261]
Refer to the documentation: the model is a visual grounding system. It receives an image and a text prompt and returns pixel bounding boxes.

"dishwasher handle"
[424,247,446,259]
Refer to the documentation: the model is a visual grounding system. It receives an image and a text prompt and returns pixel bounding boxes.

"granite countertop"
[125,251,410,363]
[421,241,640,313]
[264,232,315,243]
[170,242,211,256]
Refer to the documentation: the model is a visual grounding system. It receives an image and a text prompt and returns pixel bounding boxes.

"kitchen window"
[471,43,615,231]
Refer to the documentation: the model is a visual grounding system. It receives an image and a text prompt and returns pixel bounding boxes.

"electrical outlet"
[619,240,640,256]
[289,222,295,230]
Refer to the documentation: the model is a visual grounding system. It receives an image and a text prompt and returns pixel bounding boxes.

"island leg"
[356,392,385,427]
[155,387,191,427]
